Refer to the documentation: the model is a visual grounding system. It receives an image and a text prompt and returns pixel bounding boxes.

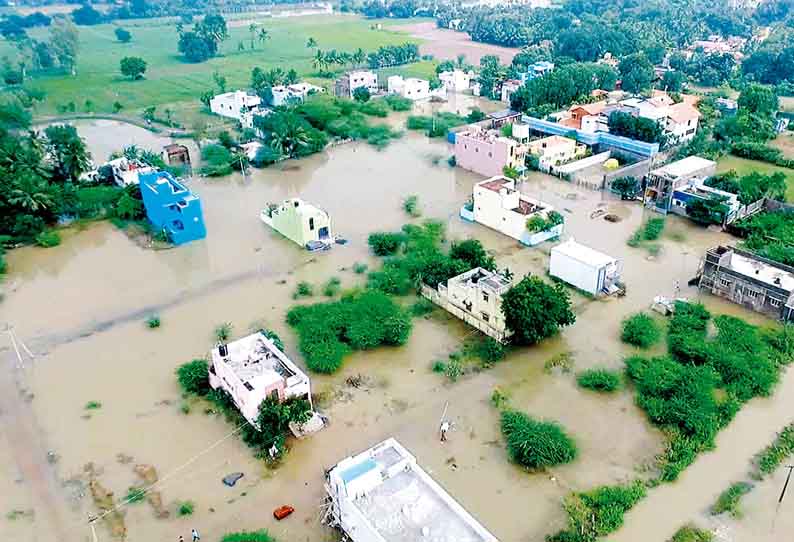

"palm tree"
[313,49,326,72]
[270,119,309,158]
[258,29,270,47]
[9,174,54,213]
[456,53,466,68]
[306,37,317,49]
[353,48,366,68]
[248,23,257,49]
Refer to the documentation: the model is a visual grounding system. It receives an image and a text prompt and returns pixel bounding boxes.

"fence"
[604,159,652,191]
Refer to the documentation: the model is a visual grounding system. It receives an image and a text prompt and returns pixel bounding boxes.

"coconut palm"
[353,48,366,67]
[270,119,310,158]
[258,29,270,47]
[248,23,257,49]
[306,37,317,49]
[9,174,54,213]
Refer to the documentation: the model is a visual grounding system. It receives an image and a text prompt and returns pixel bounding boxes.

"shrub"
[35,230,61,248]
[403,194,420,217]
[384,94,413,111]
[146,315,161,329]
[577,369,621,392]
[287,290,412,373]
[215,322,232,342]
[293,281,314,299]
[368,232,405,256]
[754,423,794,478]
[491,387,510,409]
[221,531,275,542]
[474,337,505,366]
[367,263,413,295]
[445,357,463,381]
[431,360,447,373]
[410,298,435,317]
[352,262,368,274]
[323,277,342,297]
[547,481,647,542]
[500,410,577,469]
[176,359,210,396]
[449,239,496,271]
[125,486,147,504]
[85,401,102,410]
[711,482,752,517]
[177,500,195,516]
[621,313,661,348]
[670,524,714,542]
[643,218,665,240]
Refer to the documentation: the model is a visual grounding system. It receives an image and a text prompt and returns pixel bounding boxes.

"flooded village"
[3,3,794,542]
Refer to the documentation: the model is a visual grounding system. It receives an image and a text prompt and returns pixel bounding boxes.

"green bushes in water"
[733,211,794,267]
[176,359,210,395]
[711,482,752,517]
[547,481,646,542]
[500,410,577,469]
[286,290,412,373]
[669,524,714,542]
[621,312,661,348]
[502,276,575,346]
[406,112,466,137]
[35,230,61,247]
[221,531,275,542]
[368,232,406,256]
[628,217,665,250]
[753,423,794,478]
[626,301,793,481]
[576,368,621,392]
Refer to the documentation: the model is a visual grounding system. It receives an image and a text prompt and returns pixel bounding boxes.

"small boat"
[273,505,295,520]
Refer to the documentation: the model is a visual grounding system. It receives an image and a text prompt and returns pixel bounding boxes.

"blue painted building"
[139,171,206,245]
[523,116,660,158]
[518,61,555,84]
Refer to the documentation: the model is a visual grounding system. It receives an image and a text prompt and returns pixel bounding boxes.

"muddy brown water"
[2,109,792,542]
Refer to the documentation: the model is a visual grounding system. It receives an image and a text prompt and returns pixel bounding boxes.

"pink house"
[454,126,527,178]
[208,331,312,428]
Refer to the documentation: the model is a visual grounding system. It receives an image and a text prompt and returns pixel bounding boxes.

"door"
[318,226,329,240]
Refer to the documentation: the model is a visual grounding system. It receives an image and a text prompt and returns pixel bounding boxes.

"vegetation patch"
[626,301,793,482]
[576,369,621,393]
[146,314,161,329]
[35,230,61,248]
[177,501,195,516]
[221,531,275,542]
[500,410,577,470]
[753,422,794,479]
[84,401,102,410]
[502,276,575,346]
[621,312,661,349]
[711,482,752,517]
[733,211,794,267]
[286,290,411,373]
[323,277,342,297]
[402,194,420,217]
[627,217,665,254]
[292,281,314,299]
[125,486,147,504]
[547,481,647,542]
[406,112,466,138]
[669,524,714,542]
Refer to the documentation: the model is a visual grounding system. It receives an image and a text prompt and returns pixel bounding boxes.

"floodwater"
[1,108,791,542]
[394,22,518,65]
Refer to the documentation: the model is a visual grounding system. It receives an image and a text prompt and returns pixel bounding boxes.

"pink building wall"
[454,131,524,178]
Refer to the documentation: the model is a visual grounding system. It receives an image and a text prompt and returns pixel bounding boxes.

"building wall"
[421,284,511,343]
[210,92,260,120]
[263,199,332,247]
[209,362,284,426]
[455,133,525,178]
[335,71,378,98]
[701,263,790,321]
[139,172,206,245]
[550,251,603,295]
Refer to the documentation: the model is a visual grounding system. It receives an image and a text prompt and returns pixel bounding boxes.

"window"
[720,278,731,287]
[488,152,492,158]
[482,292,489,302]
[746,290,759,299]
[309,217,315,231]
[481,312,490,322]
[771,298,782,308]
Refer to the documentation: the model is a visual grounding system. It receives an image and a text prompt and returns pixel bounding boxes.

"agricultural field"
[717,154,794,200]
[2,15,434,126]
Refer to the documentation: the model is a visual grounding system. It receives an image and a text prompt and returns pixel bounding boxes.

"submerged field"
[2,14,435,126]
[3,97,794,542]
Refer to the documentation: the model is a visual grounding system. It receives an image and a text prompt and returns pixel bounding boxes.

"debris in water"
[589,209,606,219]
[223,472,244,487]
[134,464,169,518]
[86,466,126,539]
[604,214,621,223]
[345,374,364,388]
[46,451,59,464]
[273,505,295,520]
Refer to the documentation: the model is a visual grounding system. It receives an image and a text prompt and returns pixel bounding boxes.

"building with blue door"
[139,171,206,245]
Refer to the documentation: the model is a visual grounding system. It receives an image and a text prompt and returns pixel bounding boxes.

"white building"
[270,82,326,106]
[261,197,334,250]
[208,331,313,428]
[500,79,522,104]
[421,267,512,343]
[439,69,473,93]
[550,239,623,296]
[387,76,430,101]
[325,438,499,542]
[468,176,563,246]
[209,90,262,121]
[335,70,379,99]
[80,157,155,187]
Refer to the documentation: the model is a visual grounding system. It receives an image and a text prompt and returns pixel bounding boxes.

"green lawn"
[717,154,794,201]
[5,14,430,126]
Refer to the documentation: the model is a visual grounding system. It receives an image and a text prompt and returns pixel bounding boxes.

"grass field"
[717,154,794,201]
[2,14,434,126]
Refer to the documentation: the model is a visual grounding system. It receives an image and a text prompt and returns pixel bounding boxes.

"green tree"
[662,70,686,92]
[611,176,640,199]
[120,56,147,80]
[306,37,317,49]
[619,53,654,94]
[49,18,79,75]
[44,124,91,183]
[738,83,778,116]
[501,276,575,346]
[176,359,210,395]
[114,27,132,43]
[353,86,371,102]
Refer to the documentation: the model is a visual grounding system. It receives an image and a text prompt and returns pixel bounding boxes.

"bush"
[474,337,505,366]
[352,262,368,274]
[215,322,232,342]
[403,194,420,217]
[146,315,161,329]
[287,290,412,373]
[410,298,435,317]
[669,524,714,542]
[293,281,314,299]
[85,401,102,410]
[500,410,577,469]
[323,277,341,297]
[368,232,405,256]
[125,486,147,504]
[577,369,621,392]
[621,313,661,348]
[176,359,210,396]
[754,423,794,478]
[177,500,195,516]
[711,482,752,517]
[547,481,647,542]
[221,531,275,542]
[35,230,61,248]
[384,94,413,111]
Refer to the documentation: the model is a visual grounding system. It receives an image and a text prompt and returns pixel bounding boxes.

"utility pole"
[778,465,794,504]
